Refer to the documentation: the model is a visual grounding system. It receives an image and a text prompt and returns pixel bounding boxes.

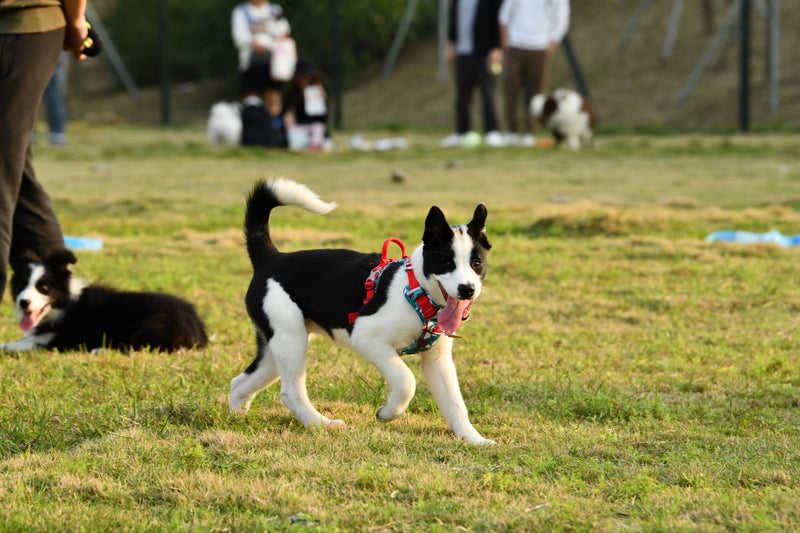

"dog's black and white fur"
[230,178,494,444]
[531,87,595,150]
[0,250,208,353]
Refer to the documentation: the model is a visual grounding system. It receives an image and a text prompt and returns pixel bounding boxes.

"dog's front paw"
[469,437,496,446]
[0,339,36,352]
[229,396,252,414]
[376,405,404,423]
[307,418,346,429]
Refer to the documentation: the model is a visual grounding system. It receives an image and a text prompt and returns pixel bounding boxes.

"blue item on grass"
[706,230,800,247]
[64,236,104,251]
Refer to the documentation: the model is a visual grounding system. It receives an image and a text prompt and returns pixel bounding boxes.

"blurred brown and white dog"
[531,88,595,150]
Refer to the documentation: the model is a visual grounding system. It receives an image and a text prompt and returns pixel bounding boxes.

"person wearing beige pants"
[499,0,570,147]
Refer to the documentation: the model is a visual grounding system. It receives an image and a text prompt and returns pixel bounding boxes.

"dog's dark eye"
[471,258,483,270]
[37,282,51,295]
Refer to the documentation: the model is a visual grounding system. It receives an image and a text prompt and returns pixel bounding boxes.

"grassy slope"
[0,127,799,530]
[343,0,800,133]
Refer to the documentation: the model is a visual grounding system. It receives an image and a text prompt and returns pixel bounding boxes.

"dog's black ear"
[467,204,492,250]
[10,250,41,272]
[46,249,78,271]
[423,206,453,245]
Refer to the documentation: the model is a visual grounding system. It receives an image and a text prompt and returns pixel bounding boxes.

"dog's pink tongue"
[19,314,35,332]
[437,298,471,335]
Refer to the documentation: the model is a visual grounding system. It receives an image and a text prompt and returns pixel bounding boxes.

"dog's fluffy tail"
[245,178,337,265]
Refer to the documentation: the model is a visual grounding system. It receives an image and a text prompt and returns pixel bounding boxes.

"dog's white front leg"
[420,337,495,445]
[0,336,42,352]
[566,135,581,150]
[375,356,416,423]
[353,338,416,423]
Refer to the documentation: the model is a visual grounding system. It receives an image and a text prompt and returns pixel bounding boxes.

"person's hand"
[488,47,503,64]
[445,42,455,65]
[546,41,558,56]
[63,18,89,60]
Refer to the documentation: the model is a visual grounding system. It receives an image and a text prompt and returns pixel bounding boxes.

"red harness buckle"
[348,237,408,324]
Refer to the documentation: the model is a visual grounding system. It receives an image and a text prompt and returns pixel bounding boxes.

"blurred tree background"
[104,0,437,87]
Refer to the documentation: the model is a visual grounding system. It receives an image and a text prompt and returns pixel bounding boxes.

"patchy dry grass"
[1,126,799,531]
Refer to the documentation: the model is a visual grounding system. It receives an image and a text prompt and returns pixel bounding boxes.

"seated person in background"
[231,0,291,148]
[284,58,330,151]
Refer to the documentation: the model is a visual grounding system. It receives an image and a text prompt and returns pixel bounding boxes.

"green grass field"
[1,126,799,531]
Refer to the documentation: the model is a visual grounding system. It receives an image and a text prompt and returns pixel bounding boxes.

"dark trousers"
[454,54,499,135]
[0,29,66,301]
[503,47,550,134]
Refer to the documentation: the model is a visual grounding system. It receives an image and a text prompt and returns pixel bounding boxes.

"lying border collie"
[229,178,494,444]
[1,250,208,353]
[531,87,595,150]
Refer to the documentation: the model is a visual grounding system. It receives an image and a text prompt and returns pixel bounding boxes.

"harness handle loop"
[381,237,407,262]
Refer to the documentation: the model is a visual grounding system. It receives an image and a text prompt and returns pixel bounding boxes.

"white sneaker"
[503,132,520,147]
[484,130,504,147]
[521,134,536,147]
[439,133,462,148]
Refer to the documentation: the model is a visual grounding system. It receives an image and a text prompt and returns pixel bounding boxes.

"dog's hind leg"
[420,338,495,445]
[230,332,279,412]
[265,281,344,428]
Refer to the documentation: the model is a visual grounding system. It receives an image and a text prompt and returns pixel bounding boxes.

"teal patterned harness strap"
[398,260,445,355]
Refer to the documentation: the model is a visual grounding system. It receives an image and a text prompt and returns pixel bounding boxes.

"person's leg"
[0,30,65,301]
[455,54,479,134]
[503,48,524,135]
[478,55,499,134]
[44,52,69,145]
[11,142,67,262]
[524,50,549,134]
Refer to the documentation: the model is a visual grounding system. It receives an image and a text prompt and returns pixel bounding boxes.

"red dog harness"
[348,238,444,354]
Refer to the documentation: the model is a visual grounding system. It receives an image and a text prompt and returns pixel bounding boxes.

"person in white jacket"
[498,0,569,147]
[231,0,290,118]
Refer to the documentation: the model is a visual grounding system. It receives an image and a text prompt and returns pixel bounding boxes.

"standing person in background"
[440,0,504,149]
[231,0,291,119]
[499,0,570,147]
[42,51,70,146]
[0,0,90,304]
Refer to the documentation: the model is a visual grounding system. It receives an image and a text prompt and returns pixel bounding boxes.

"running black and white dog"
[0,250,208,353]
[230,178,494,444]
[531,88,595,150]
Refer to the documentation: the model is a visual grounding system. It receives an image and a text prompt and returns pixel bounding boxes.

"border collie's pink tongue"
[437,298,472,335]
[20,313,36,332]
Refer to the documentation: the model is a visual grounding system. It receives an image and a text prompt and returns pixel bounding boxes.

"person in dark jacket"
[0,0,91,305]
[441,0,504,148]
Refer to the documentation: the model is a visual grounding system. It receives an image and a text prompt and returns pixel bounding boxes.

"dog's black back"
[41,286,208,352]
[244,182,387,335]
[246,248,382,338]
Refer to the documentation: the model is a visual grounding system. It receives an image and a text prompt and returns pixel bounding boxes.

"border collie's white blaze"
[16,264,50,331]
[1,250,208,353]
[230,178,494,444]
